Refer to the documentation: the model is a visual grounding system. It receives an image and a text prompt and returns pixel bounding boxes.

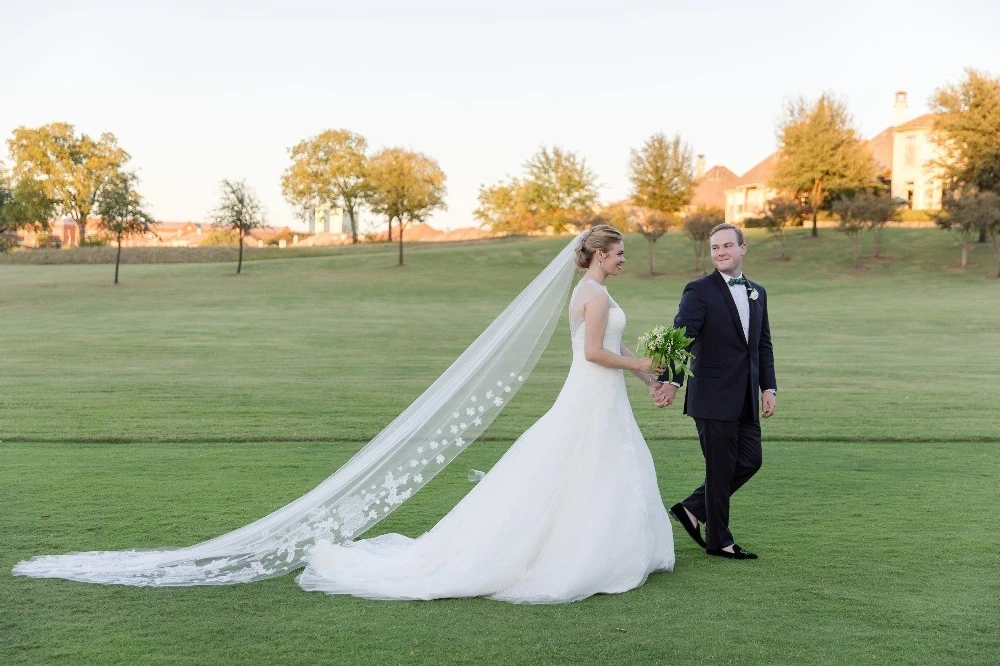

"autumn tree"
[931,68,1000,242]
[369,148,447,266]
[627,133,694,274]
[280,129,371,245]
[684,208,723,274]
[211,179,266,274]
[473,180,533,234]
[771,94,877,237]
[0,164,55,252]
[475,146,598,234]
[96,171,155,284]
[7,123,130,245]
[746,196,805,261]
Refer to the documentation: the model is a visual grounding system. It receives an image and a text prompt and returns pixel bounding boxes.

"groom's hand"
[761,391,776,418]
[652,383,678,408]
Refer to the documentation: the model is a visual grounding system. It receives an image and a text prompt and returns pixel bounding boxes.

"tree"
[473,180,534,234]
[96,171,155,284]
[369,148,447,266]
[931,69,1000,242]
[832,194,870,268]
[862,193,904,258]
[932,69,1000,196]
[522,146,598,232]
[627,133,695,275]
[983,195,1000,279]
[475,146,598,234]
[746,196,805,261]
[630,208,678,275]
[211,179,266,274]
[771,94,878,237]
[7,123,130,245]
[368,148,408,247]
[683,208,723,274]
[0,165,55,252]
[280,129,371,245]
[935,191,1000,270]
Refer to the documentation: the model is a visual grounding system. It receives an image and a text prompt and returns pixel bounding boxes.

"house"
[689,156,738,212]
[722,91,944,224]
[306,205,354,238]
[890,92,945,210]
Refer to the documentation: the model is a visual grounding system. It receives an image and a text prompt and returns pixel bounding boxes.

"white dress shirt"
[722,271,750,342]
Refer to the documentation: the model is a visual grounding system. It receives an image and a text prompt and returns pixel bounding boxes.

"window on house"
[904,135,917,167]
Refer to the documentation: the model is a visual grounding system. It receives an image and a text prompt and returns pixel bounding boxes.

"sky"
[2,0,998,231]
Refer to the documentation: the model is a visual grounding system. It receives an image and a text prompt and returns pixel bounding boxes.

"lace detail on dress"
[569,278,620,338]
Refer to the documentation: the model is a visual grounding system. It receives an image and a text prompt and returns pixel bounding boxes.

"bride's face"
[600,242,626,275]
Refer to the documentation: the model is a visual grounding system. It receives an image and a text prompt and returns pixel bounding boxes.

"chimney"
[894,91,908,127]
[695,154,706,179]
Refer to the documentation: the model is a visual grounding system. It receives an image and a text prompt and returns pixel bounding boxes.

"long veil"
[13,233,583,586]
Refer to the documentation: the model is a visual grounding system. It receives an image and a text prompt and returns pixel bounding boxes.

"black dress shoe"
[706,544,758,560]
[669,503,707,548]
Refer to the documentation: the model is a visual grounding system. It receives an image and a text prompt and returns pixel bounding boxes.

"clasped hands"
[649,380,778,417]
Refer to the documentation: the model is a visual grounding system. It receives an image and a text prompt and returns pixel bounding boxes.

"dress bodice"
[569,279,625,356]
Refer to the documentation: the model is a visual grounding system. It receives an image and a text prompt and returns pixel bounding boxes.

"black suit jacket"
[659,271,777,422]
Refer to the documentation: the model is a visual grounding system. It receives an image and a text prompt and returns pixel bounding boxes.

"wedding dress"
[297,278,675,603]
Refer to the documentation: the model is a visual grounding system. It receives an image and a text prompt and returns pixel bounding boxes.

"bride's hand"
[635,357,658,374]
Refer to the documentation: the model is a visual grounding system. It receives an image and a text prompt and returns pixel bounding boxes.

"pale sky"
[3,0,997,231]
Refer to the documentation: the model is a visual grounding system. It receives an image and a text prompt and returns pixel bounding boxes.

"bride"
[13,226,673,604]
[298,224,675,603]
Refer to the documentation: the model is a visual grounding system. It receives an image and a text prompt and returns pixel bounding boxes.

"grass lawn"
[2,228,998,665]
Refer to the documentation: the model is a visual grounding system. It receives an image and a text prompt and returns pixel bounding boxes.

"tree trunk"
[992,241,1000,278]
[960,243,969,269]
[873,226,883,258]
[647,238,656,275]
[76,217,87,246]
[398,223,405,266]
[114,239,122,284]
[692,241,699,271]
[348,208,359,245]
[980,227,988,244]
[852,234,861,268]
[810,181,823,237]
[237,230,244,274]
[779,232,787,261]
[387,217,393,242]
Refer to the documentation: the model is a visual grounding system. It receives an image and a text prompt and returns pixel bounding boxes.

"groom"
[651,223,777,560]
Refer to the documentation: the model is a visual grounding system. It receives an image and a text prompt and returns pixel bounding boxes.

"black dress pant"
[681,387,762,550]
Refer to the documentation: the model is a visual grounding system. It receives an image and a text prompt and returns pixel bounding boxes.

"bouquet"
[636,325,695,380]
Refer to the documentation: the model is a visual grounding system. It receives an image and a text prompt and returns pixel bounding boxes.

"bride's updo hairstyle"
[575,224,624,269]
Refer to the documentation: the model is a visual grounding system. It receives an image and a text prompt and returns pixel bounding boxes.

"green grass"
[2,228,998,665]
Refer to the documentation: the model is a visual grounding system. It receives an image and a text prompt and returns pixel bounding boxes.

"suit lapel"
[712,271,747,346]
[746,278,759,349]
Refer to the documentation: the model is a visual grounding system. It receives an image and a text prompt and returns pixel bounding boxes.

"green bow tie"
[727,276,748,287]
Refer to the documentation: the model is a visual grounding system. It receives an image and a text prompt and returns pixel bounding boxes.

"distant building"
[689,157,738,212]
[890,92,945,211]
[722,91,944,224]
[306,205,354,238]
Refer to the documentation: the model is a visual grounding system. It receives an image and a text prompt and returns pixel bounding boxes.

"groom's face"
[710,229,747,275]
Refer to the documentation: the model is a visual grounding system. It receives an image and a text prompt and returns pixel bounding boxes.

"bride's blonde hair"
[575,224,624,269]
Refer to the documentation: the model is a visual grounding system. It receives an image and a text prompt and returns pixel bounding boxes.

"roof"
[733,152,780,187]
[865,126,894,172]
[691,165,739,208]
[895,113,936,131]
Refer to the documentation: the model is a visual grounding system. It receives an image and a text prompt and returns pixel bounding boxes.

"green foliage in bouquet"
[636,325,695,379]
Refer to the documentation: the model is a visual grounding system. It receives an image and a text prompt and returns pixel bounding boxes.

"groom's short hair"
[710,223,745,246]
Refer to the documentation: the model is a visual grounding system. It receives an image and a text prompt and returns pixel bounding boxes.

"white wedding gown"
[297,279,674,603]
